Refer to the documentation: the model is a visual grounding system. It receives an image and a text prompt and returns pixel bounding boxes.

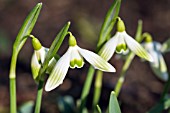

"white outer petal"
[159,54,168,80]
[149,50,159,68]
[77,46,116,72]
[124,32,154,62]
[150,53,168,81]
[98,32,119,61]
[35,47,47,64]
[143,42,168,81]
[46,58,57,74]
[31,52,41,80]
[143,42,153,52]
[45,48,71,91]
[153,41,162,51]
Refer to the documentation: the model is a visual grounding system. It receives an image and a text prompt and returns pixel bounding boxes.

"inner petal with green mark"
[69,46,84,68]
[116,36,128,53]
[70,58,84,68]
[116,43,128,53]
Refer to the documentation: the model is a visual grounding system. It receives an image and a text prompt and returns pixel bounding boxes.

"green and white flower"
[31,37,56,82]
[45,33,116,91]
[143,40,168,81]
[99,18,153,62]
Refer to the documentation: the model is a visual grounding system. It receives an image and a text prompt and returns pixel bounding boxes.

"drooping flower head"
[45,32,116,91]
[31,36,56,82]
[99,17,153,62]
[142,33,168,81]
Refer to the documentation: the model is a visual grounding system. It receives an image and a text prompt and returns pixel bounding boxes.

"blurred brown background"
[0,0,170,113]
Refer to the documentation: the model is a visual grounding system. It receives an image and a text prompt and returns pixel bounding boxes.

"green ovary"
[116,44,127,53]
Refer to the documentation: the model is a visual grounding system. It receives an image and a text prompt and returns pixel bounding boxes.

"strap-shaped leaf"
[97,0,121,50]
[18,101,34,113]
[39,22,71,76]
[109,91,121,113]
[13,3,42,54]
[161,38,170,53]
[96,105,102,113]
[147,98,170,113]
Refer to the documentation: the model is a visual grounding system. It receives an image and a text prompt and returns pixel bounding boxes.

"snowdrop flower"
[143,34,168,81]
[99,17,153,62]
[31,36,56,82]
[45,32,116,91]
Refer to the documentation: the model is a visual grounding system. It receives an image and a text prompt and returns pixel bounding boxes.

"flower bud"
[31,35,42,50]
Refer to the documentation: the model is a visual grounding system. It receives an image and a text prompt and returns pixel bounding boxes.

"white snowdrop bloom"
[31,37,56,82]
[99,18,153,62]
[45,33,116,91]
[143,41,168,81]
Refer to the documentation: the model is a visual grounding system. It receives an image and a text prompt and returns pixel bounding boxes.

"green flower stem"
[160,74,170,101]
[79,66,95,113]
[79,0,121,112]
[9,3,42,113]
[10,78,17,113]
[34,80,44,113]
[114,53,135,97]
[115,20,143,97]
[9,52,18,113]
[92,70,103,112]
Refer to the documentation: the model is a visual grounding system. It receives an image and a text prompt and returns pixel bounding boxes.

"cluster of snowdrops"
[8,1,170,113]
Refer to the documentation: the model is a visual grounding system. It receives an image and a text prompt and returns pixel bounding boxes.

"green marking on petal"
[76,59,84,67]
[70,60,75,68]
[116,43,127,53]
[70,58,84,68]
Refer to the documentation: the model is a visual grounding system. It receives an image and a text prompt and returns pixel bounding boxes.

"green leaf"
[135,20,143,42]
[161,38,170,53]
[109,91,121,113]
[18,101,34,113]
[13,3,42,55]
[39,21,70,77]
[96,105,102,113]
[147,98,170,113]
[57,96,76,113]
[97,0,121,50]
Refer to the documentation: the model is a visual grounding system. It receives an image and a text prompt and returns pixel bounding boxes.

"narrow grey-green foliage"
[147,98,170,113]
[13,3,42,55]
[114,20,143,97]
[92,70,103,112]
[97,0,121,50]
[161,38,170,53]
[96,105,102,113]
[135,20,143,42]
[9,3,42,113]
[109,91,121,113]
[34,22,70,113]
[38,22,70,79]
[18,101,34,113]
[148,72,170,113]
[80,0,121,112]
